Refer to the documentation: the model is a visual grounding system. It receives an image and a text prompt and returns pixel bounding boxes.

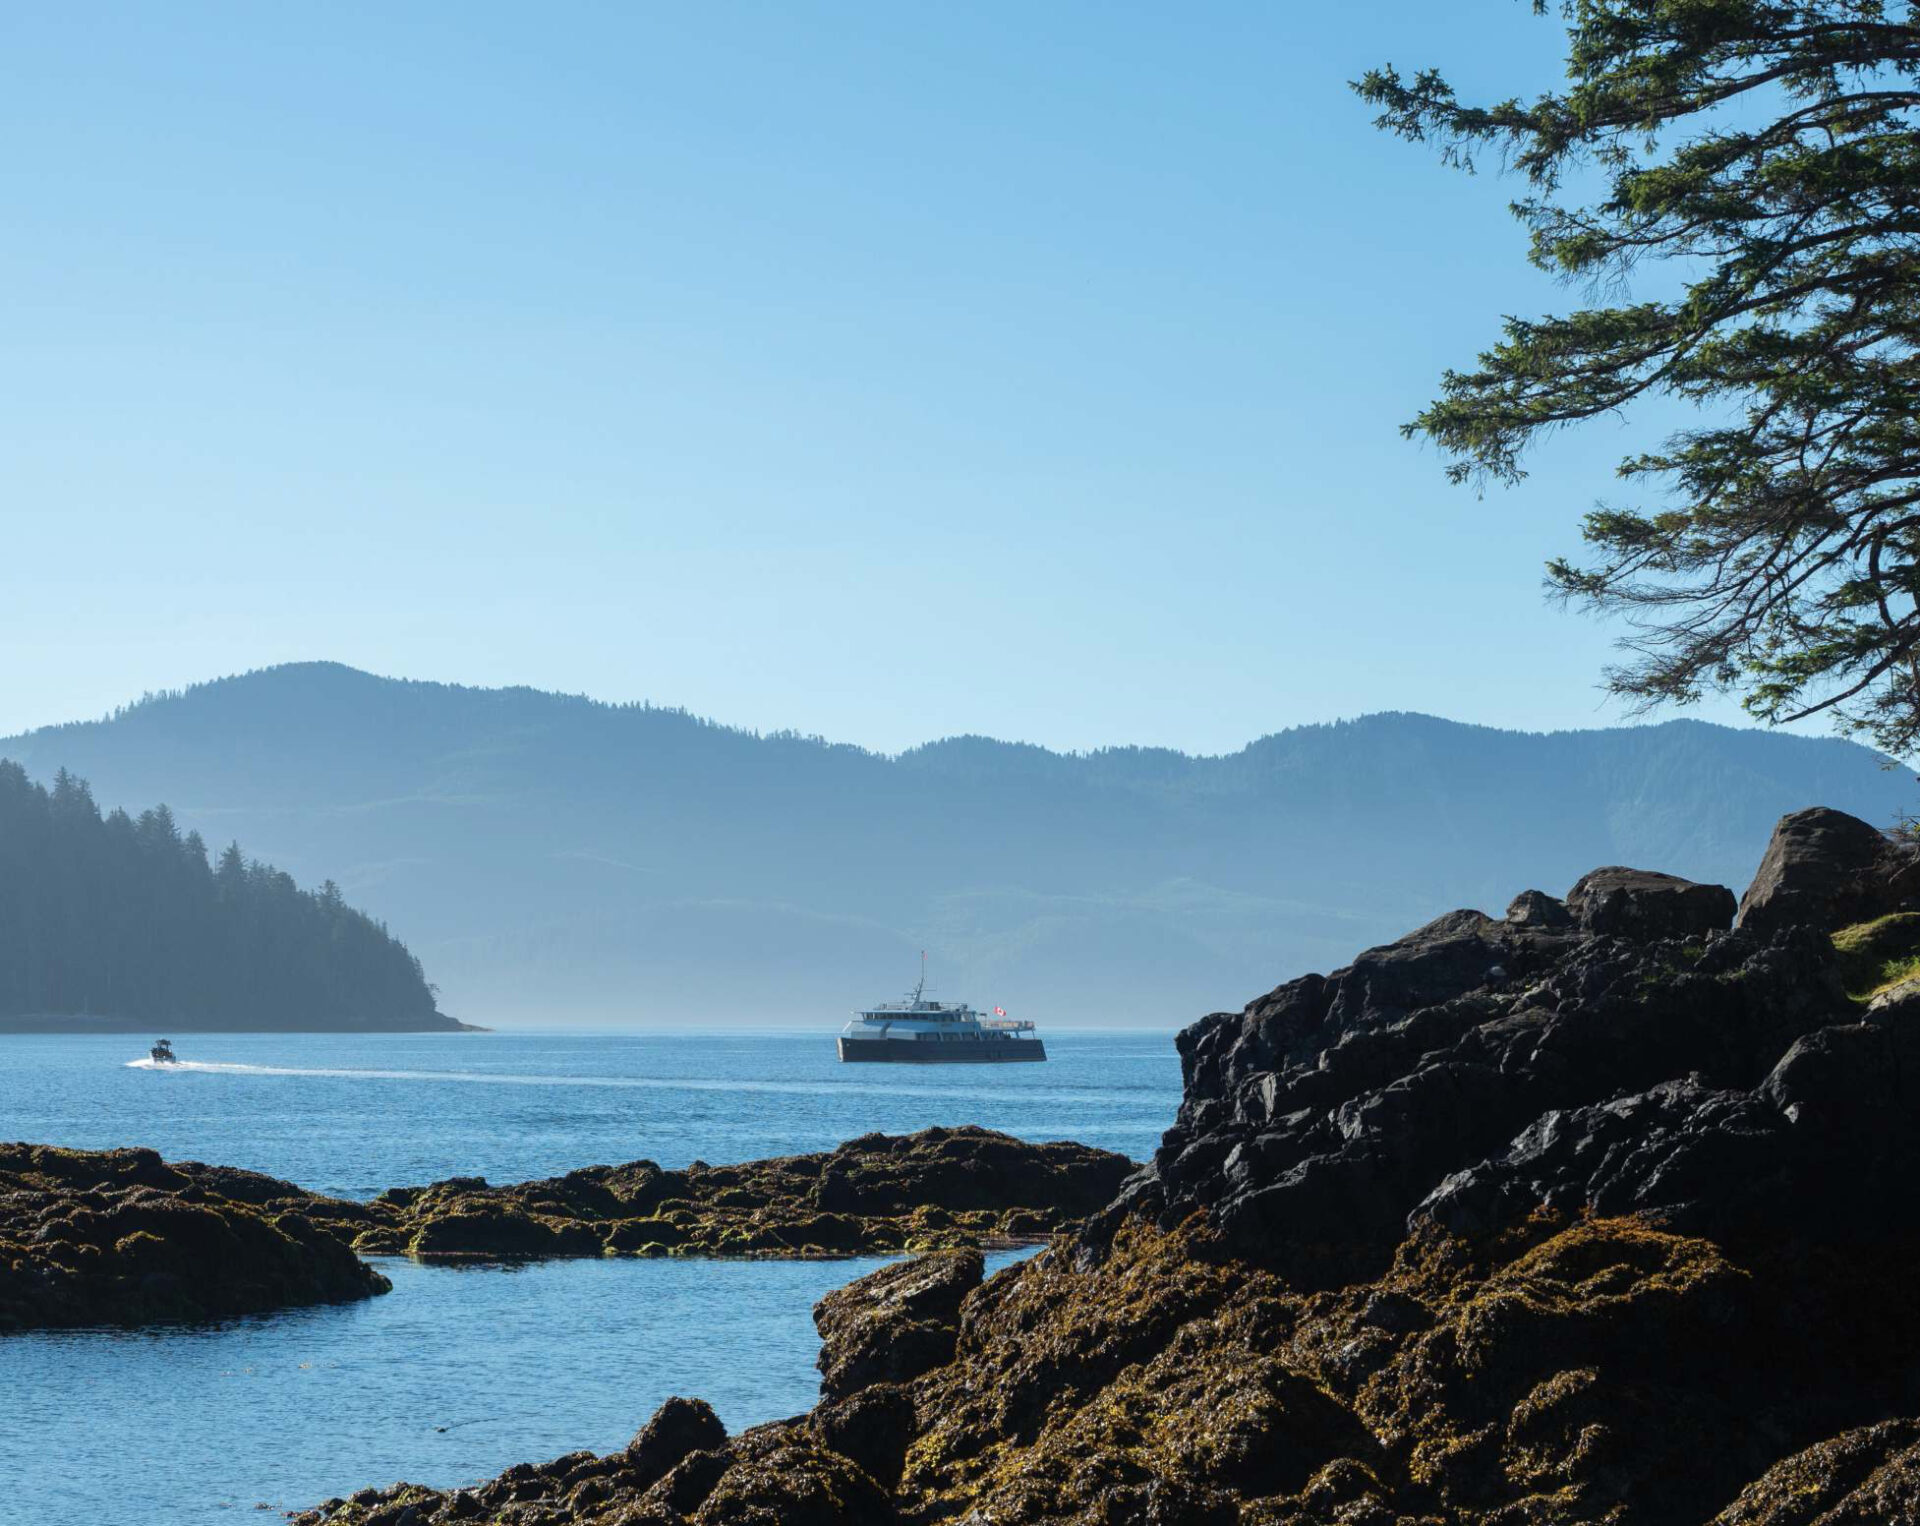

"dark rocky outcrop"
[1118,892,1833,1279]
[625,1396,729,1490]
[1566,865,1737,939]
[0,1144,388,1331]
[1423,1003,1920,1251]
[1737,805,1915,936]
[291,811,1920,1526]
[350,1128,1133,1261]
[1505,888,1572,928]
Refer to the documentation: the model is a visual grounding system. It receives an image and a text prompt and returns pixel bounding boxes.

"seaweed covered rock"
[898,1215,1920,1526]
[809,1383,917,1491]
[303,1212,1920,1526]
[1713,1421,1920,1524]
[292,810,1920,1526]
[353,1127,1131,1261]
[290,1399,894,1526]
[0,1144,389,1331]
[813,1246,981,1401]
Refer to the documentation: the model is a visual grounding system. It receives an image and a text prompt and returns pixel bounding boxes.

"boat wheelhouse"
[838,962,1045,1064]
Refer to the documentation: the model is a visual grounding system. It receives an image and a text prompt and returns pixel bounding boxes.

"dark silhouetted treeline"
[0,760,448,1029]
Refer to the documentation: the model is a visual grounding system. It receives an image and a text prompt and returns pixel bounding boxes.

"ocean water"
[2,1029,1178,1194]
[0,1029,1182,1525]
[7,1249,1038,1523]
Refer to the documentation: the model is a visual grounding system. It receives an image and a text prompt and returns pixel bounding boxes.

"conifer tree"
[1359,2,1920,754]
[0,760,442,1027]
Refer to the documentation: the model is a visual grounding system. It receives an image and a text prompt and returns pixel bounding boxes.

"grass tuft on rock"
[1830,913,1920,1002]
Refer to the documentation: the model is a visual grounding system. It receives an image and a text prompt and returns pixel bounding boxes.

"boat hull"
[838,1035,1047,1064]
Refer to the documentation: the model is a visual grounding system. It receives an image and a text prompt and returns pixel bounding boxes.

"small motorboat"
[149,1039,179,1065]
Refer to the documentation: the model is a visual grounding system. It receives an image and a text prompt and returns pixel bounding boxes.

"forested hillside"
[4,664,1915,1027]
[0,761,460,1032]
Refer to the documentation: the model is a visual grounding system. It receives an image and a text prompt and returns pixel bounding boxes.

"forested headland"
[0,760,466,1032]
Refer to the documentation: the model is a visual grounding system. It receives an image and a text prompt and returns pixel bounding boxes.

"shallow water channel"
[5,1249,1033,1525]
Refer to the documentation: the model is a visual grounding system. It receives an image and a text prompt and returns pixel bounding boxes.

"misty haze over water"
[6,662,1913,1030]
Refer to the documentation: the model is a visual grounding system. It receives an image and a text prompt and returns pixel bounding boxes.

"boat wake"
[117,1057,1134,1106]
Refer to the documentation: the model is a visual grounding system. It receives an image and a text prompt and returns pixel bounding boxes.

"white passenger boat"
[838,960,1045,1064]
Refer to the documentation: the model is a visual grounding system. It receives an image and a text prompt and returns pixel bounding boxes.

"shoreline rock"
[349,1127,1135,1261]
[0,1144,390,1332]
[2,1128,1134,1333]
[288,805,1920,1524]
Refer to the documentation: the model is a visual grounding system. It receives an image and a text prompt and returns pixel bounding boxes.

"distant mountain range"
[2,663,1913,1028]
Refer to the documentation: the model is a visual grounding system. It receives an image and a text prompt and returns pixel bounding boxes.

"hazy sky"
[0,3,1775,753]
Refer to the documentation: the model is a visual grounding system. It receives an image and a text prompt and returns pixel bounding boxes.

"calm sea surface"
[0,1029,1182,1526]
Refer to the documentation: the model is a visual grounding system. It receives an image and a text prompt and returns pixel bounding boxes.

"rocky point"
[289,805,1920,1524]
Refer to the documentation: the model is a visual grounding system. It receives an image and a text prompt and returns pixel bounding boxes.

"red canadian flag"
[993,1006,1006,1016]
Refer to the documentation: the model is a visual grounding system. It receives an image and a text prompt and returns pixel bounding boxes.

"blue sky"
[0,2,1768,754]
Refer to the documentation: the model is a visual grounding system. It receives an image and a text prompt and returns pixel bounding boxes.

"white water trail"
[119,1057,1147,1107]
